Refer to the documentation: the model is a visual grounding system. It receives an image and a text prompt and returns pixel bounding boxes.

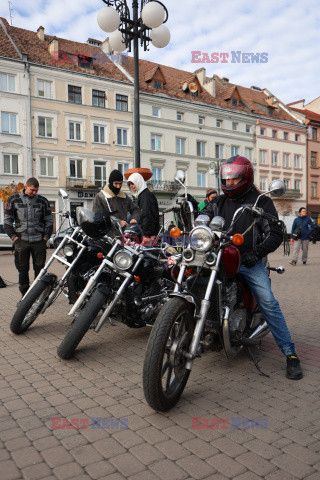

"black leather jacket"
[202,188,283,258]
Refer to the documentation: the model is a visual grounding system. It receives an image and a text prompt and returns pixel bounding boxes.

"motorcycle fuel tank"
[221,246,240,277]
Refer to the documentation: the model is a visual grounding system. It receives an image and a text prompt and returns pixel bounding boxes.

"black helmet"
[124,223,143,241]
[76,208,111,238]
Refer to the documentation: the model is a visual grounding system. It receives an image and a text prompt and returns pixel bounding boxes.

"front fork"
[184,250,223,370]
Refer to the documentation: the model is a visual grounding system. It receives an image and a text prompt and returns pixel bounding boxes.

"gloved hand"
[241,252,258,268]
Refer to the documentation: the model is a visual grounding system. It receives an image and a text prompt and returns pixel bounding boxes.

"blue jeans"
[239,260,295,356]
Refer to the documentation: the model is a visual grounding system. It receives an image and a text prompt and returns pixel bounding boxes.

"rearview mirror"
[268,180,286,197]
[174,170,185,185]
[59,188,68,199]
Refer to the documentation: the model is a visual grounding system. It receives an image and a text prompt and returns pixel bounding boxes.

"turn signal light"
[232,234,244,246]
[170,227,181,238]
[97,252,104,258]
[134,276,141,282]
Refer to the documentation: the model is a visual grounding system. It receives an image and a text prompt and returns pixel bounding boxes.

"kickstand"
[246,346,270,378]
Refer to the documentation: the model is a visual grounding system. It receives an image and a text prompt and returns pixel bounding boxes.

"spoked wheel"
[10,280,52,334]
[57,287,107,359]
[143,297,194,412]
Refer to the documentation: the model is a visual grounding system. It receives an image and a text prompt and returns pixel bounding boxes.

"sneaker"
[289,260,296,266]
[286,354,303,380]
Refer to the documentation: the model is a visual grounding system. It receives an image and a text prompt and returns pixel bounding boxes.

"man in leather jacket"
[202,156,303,380]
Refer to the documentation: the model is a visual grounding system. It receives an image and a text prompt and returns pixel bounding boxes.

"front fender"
[41,273,57,285]
[169,292,197,313]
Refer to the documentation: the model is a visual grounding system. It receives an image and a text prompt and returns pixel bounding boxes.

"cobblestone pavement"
[0,244,320,480]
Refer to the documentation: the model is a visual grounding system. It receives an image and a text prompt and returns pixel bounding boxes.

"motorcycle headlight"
[190,226,213,252]
[63,245,74,257]
[113,250,134,270]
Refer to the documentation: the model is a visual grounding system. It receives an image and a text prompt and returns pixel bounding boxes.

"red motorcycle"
[143,175,287,411]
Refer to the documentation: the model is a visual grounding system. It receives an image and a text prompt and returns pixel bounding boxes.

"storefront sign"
[78,192,96,198]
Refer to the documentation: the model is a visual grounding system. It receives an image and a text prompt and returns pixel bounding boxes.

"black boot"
[286,354,303,380]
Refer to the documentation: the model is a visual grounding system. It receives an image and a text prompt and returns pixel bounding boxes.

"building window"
[1,112,17,134]
[151,134,161,151]
[117,128,128,146]
[281,153,289,167]
[311,182,317,197]
[295,134,300,142]
[152,167,162,181]
[69,159,82,178]
[311,127,317,140]
[284,132,288,140]
[231,146,239,156]
[232,99,238,106]
[215,144,224,159]
[0,72,15,92]
[199,116,205,125]
[93,125,105,143]
[294,154,301,168]
[283,179,290,189]
[196,141,206,157]
[118,162,129,176]
[311,151,317,167]
[272,130,277,138]
[271,152,278,166]
[259,150,267,165]
[3,154,18,174]
[154,80,162,89]
[176,138,185,155]
[216,119,222,128]
[246,124,250,133]
[268,108,274,115]
[152,106,160,117]
[68,85,82,104]
[177,112,183,121]
[116,94,128,111]
[232,122,237,131]
[294,180,301,192]
[197,171,206,187]
[92,89,105,108]
[260,128,265,135]
[244,147,252,161]
[40,156,54,176]
[260,177,267,191]
[38,117,52,137]
[69,121,81,140]
[94,161,106,187]
[37,79,51,98]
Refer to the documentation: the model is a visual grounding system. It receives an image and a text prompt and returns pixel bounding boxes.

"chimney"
[222,77,229,83]
[194,67,206,84]
[203,77,216,98]
[49,37,59,60]
[37,26,45,41]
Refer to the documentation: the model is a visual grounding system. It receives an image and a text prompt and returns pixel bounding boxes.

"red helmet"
[220,156,254,197]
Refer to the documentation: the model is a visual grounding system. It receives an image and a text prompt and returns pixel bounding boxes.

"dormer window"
[268,108,274,115]
[232,99,238,106]
[154,80,162,89]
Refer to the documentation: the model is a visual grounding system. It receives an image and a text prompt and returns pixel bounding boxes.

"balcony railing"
[282,189,302,199]
[66,176,103,189]
[147,180,181,193]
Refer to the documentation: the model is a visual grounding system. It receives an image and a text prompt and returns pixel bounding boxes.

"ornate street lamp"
[97,1,170,168]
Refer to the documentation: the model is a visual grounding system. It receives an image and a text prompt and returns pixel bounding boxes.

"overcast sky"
[2,0,319,105]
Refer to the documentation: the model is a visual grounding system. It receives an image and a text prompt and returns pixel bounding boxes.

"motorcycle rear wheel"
[57,288,106,359]
[143,297,194,412]
[10,280,52,334]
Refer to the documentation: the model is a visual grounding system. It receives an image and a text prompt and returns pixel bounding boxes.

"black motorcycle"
[10,190,109,334]
[57,207,176,359]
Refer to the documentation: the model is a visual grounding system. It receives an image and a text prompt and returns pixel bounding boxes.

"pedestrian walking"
[289,208,314,265]
[4,177,53,296]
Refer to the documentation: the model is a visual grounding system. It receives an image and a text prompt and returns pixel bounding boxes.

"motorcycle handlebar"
[244,206,283,226]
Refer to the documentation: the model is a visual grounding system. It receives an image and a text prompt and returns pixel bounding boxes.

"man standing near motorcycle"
[202,156,303,380]
[92,169,140,228]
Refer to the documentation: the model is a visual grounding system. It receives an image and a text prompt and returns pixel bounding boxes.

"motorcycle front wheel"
[143,297,194,412]
[57,288,106,359]
[10,280,52,334]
